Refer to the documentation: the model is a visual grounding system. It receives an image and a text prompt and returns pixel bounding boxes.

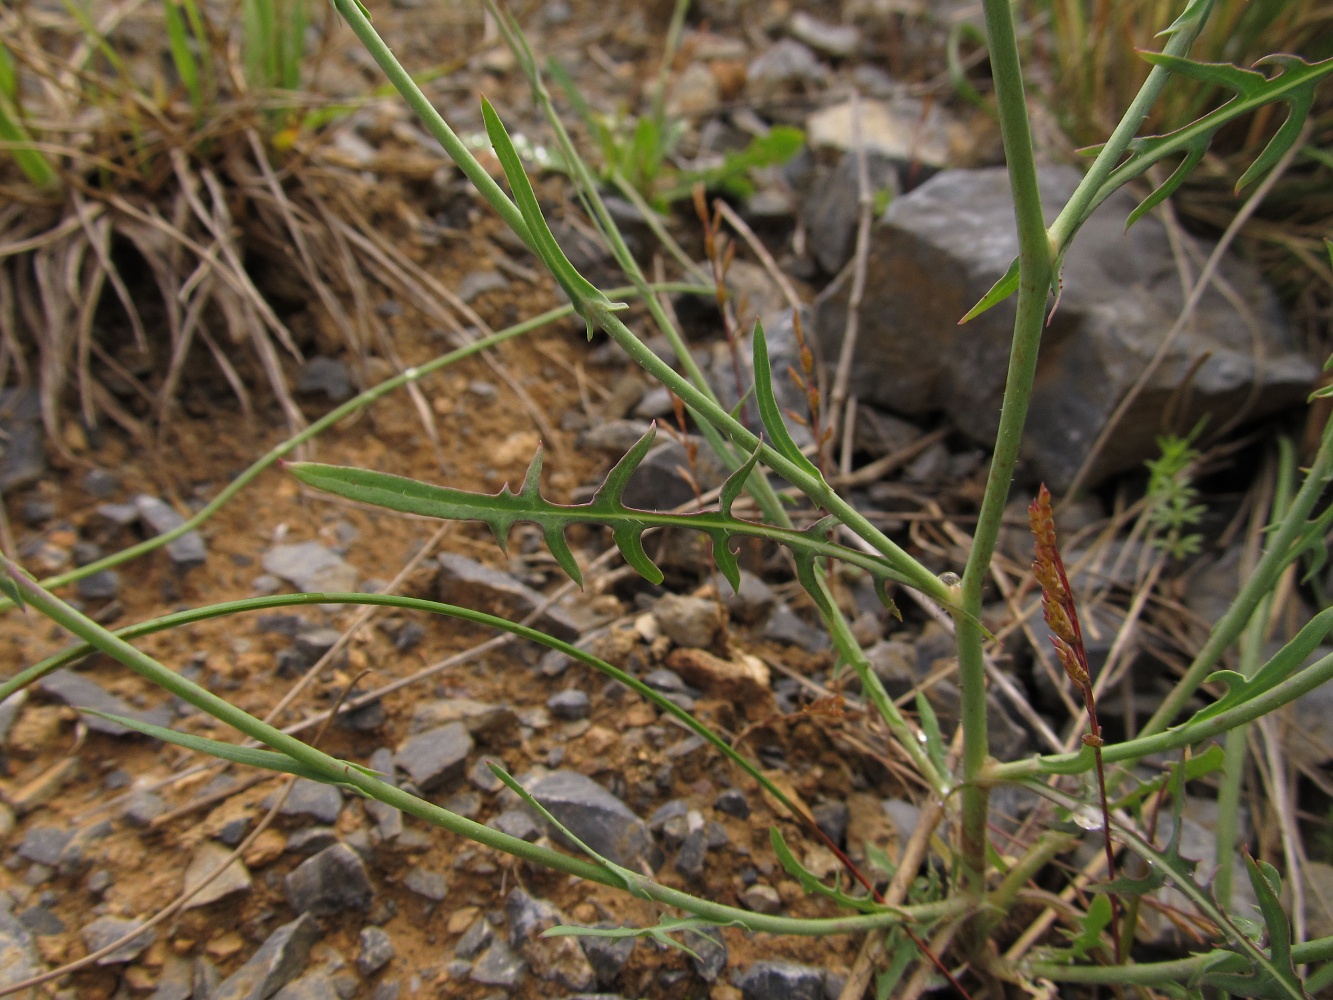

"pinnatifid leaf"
[1043,894,1113,964]
[1095,753,1193,898]
[1031,774,1304,1000]
[1097,53,1333,226]
[769,827,885,914]
[1112,743,1225,814]
[287,454,918,596]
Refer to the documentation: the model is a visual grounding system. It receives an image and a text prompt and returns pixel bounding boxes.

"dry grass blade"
[0,0,526,454]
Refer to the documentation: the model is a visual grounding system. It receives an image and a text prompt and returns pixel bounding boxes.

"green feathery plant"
[6,0,1333,994]
[1144,421,1208,559]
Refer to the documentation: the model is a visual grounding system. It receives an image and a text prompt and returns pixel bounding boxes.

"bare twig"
[830,91,874,474]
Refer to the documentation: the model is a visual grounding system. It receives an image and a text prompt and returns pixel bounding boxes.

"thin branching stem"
[957,0,1051,904]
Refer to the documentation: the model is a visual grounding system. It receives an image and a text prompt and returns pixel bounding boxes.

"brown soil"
[0,3,938,996]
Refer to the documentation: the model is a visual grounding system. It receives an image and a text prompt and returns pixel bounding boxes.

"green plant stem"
[486,3,787,528]
[608,170,707,283]
[1044,0,1213,256]
[331,0,946,607]
[815,574,947,793]
[957,0,1052,902]
[1,563,961,938]
[0,590,816,827]
[330,0,534,254]
[990,830,1076,914]
[1142,414,1333,736]
[1029,935,1333,987]
[0,283,705,614]
[1215,441,1293,908]
[986,644,1333,782]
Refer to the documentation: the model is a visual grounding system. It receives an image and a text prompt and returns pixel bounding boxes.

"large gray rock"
[0,894,45,989]
[283,844,373,916]
[213,913,320,1000]
[80,916,155,965]
[0,389,45,492]
[135,495,208,570]
[437,554,579,640]
[814,166,1316,490]
[395,722,473,792]
[469,939,525,988]
[739,961,825,1000]
[270,970,338,1000]
[803,152,900,275]
[263,542,358,593]
[523,770,661,873]
[356,926,395,977]
[148,955,194,1000]
[38,670,173,737]
[182,841,252,909]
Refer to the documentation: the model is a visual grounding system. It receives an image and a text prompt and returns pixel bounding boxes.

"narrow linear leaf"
[960,256,1020,323]
[1188,606,1333,726]
[77,709,374,785]
[914,692,948,778]
[481,97,625,336]
[486,761,650,895]
[0,559,28,612]
[751,321,822,480]
[729,386,755,423]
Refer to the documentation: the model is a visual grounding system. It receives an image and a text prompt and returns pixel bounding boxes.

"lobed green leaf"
[1101,53,1333,223]
[286,441,921,596]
